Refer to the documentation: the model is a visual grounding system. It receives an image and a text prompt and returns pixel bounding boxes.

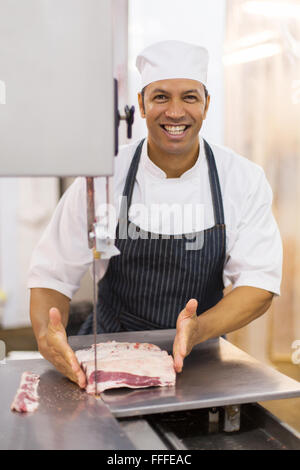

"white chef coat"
[27,136,282,299]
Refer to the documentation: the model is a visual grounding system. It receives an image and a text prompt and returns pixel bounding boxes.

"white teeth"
[163,125,187,135]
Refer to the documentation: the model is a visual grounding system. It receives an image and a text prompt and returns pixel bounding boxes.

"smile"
[160,124,191,137]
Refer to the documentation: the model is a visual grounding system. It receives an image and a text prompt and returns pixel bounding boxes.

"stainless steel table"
[0,330,299,450]
[70,330,300,417]
[0,359,134,450]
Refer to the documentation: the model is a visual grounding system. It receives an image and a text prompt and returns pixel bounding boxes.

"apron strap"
[120,137,225,225]
[203,139,225,225]
[118,138,145,230]
[122,138,145,201]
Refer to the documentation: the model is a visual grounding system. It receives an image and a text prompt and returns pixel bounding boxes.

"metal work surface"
[69,330,300,417]
[1,330,299,450]
[0,359,135,450]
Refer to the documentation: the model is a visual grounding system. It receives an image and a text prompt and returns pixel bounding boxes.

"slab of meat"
[11,371,40,413]
[75,341,176,394]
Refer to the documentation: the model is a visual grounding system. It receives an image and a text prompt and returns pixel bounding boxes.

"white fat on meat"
[75,341,176,394]
[11,371,40,413]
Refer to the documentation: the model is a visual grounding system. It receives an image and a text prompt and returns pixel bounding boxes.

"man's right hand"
[38,307,87,389]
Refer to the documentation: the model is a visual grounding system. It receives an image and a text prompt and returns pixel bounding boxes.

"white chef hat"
[136,40,209,89]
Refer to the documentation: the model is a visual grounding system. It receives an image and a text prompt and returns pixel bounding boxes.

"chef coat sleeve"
[223,168,282,295]
[27,177,108,299]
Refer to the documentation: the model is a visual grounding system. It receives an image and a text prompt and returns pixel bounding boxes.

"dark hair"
[141,84,209,111]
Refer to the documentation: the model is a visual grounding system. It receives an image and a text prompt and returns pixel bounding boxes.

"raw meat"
[75,341,176,394]
[11,371,40,413]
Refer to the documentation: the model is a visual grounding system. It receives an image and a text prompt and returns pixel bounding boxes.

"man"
[28,40,282,390]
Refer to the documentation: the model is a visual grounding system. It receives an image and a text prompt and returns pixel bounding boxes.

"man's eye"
[154,95,167,100]
[185,95,197,101]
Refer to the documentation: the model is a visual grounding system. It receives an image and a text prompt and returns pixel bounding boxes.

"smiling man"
[28,40,282,388]
[139,79,209,177]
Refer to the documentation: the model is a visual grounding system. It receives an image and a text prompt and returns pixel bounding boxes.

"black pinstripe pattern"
[79,139,226,334]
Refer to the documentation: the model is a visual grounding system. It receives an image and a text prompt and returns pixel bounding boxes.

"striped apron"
[79,138,226,334]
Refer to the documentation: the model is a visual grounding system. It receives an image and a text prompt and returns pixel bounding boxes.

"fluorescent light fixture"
[223,42,282,65]
[243,1,300,19]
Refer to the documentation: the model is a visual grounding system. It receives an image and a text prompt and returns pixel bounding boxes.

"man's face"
[138,78,210,156]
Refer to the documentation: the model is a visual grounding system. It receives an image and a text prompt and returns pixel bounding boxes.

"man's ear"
[138,92,146,118]
[203,94,210,120]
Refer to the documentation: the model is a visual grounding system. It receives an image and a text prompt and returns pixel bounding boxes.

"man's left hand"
[173,298,200,373]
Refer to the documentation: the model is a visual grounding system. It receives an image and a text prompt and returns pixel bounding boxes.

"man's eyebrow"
[150,88,170,95]
[149,88,202,96]
[182,89,201,95]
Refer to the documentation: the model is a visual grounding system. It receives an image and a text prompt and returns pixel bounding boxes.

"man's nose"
[165,100,185,120]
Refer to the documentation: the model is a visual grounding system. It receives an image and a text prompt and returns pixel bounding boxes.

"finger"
[49,307,63,328]
[185,298,198,316]
[56,341,86,388]
[55,359,82,386]
[173,352,184,373]
[70,356,87,388]
[173,335,186,373]
[177,299,198,326]
[50,351,86,388]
